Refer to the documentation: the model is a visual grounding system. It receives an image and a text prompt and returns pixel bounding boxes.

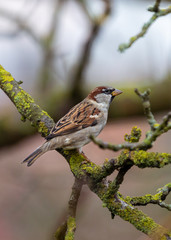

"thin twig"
[125,183,171,211]
[70,0,111,102]
[118,5,171,52]
[148,0,162,12]
[135,88,157,130]
[91,89,171,152]
[68,178,83,217]
[0,9,40,44]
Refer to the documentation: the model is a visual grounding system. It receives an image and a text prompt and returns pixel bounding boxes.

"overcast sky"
[0,0,170,94]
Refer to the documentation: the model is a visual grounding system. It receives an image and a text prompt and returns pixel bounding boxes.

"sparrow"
[23,86,122,166]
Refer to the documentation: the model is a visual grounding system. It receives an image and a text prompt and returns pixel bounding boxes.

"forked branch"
[125,183,171,211]
[0,65,171,240]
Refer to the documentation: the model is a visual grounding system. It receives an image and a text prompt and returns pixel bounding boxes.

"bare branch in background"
[0,9,40,43]
[0,0,66,93]
[0,0,112,99]
[69,0,112,104]
[37,0,65,92]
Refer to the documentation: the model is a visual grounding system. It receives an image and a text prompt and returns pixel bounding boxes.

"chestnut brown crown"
[87,86,123,101]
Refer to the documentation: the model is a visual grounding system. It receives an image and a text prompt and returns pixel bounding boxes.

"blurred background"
[0,0,171,239]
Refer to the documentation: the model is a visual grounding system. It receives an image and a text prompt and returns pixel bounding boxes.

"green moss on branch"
[131,150,171,168]
[1,65,171,240]
[65,217,76,240]
[61,149,116,182]
[55,221,67,240]
[0,64,54,136]
[124,126,142,143]
[94,185,171,240]
[125,183,171,211]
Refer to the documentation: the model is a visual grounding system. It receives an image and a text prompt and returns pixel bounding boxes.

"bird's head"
[87,86,123,107]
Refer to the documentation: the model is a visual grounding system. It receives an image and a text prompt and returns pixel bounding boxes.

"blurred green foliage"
[0,116,35,146]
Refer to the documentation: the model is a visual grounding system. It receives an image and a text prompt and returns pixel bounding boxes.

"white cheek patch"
[94,93,111,108]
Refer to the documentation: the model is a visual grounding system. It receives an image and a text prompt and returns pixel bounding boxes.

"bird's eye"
[102,88,114,94]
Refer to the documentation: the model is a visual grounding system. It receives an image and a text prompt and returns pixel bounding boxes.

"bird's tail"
[22,147,44,167]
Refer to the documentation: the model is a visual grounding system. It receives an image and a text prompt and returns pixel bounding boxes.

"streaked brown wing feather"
[46,101,100,140]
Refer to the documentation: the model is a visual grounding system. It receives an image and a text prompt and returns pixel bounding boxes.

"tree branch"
[91,180,171,240]
[91,89,171,152]
[135,88,157,130]
[1,65,171,239]
[0,65,54,136]
[102,162,133,220]
[125,183,171,211]
[149,0,162,13]
[55,178,83,240]
[118,5,171,52]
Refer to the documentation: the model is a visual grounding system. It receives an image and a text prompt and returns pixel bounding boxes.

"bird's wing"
[46,101,100,140]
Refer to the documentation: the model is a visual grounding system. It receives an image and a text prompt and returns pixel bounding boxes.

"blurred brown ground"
[0,113,171,240]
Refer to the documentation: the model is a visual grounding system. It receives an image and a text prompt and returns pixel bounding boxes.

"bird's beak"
[111,89,123,96]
